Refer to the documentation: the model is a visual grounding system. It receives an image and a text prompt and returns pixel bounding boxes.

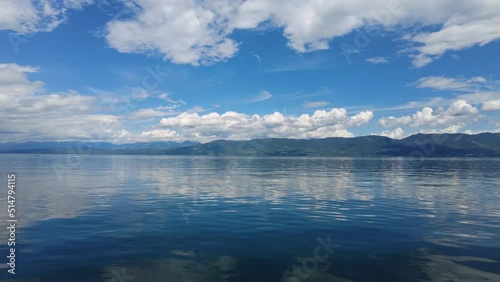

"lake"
[0,155,499,281]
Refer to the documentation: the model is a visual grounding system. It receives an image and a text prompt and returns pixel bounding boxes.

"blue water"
[0,155,499,281]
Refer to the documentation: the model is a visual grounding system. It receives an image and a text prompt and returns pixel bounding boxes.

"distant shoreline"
[1,154,499,160]
[1,133,499,157]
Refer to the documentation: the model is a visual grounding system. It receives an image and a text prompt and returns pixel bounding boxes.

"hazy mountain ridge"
[0,141,198,154]
[164,133,500,157]
[1,133,499,157]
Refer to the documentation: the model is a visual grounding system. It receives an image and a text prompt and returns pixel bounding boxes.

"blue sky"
[0,0,499,143]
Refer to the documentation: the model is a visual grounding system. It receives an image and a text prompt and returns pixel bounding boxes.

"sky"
[0,0,499,143]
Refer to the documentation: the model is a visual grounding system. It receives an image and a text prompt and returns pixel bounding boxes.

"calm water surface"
[0,155,499,281]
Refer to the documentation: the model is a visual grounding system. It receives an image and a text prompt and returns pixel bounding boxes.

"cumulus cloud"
[0,63,123,142]
[446,99,479,116]
[0,0,92,33]
[380,128,405,139]
[154,108,373,142]
[366,57,389,64]
[378,115,412,128]
[102,0,500,66]
[140,129,180,140]
[378,100,482,133]
[0,64,495,143]
[105,0,240,65]
[3,1,499,67]
[411,101,479,128]
[482,100,500,111]
[0,65,371,143]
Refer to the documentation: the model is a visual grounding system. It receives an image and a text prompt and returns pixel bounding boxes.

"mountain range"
[0,141,198,154]
[1,133,499,157]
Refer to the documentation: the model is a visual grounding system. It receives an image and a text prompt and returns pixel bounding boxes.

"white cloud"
[347,111,374,127]
[303,101,330,108]
[378,100,482,132]
[414,76,489,91]
[446,99,478,116]
[378,97,448,111]
[411,101,479,128]
[482,100,500,111]
[0,63,124,142]
[380,128,405,139]
[128,107,179,120]
[407,16,500,67]
[3,1,499,67]
[366,57,389,64]
[0,64,495,143]
[380,76,500,112]
[0,63,43,97]
[416,77,468,91]
[158,92,185,104]
[457,91,500,105]
[103,0,500,66]
[418,125,466,134]
[247,90,272,103]
[155,108,373,142]
[105,0,239,65]
[378,115,412,128]
[140,129,179,139]
[0,0,92,33]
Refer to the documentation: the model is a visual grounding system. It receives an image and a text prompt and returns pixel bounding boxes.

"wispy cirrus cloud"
[158,92,186,105]
[303,101,330,109]
[278,87,333,101]
[377,75,500,112]
[406,16,500,67]
[246,90,272,103]
[413,76,489,91]
[0,0,92,33]
[366,57,389,64]
[127,107,180,120]
[261,57,330,73]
